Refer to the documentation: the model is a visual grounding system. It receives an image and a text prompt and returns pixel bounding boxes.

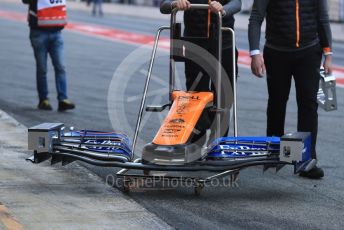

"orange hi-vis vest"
[34,0,67,27]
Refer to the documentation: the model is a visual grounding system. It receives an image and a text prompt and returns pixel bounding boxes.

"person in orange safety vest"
[22,0,75,111]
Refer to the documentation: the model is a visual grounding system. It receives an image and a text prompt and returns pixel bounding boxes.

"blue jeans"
[30,29,68,102]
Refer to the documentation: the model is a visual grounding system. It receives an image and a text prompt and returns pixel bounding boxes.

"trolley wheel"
[194,184,204,196]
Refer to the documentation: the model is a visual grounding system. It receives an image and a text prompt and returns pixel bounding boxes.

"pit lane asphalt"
[0,2,344,229]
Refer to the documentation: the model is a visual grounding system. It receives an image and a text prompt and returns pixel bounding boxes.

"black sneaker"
[38,99,53,110]
[58,99,75,111]
[299,166,324,179]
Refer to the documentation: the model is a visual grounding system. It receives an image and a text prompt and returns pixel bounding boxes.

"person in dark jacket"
[160,0,242,141]
[248,0,333,179]
[22,0,75,111]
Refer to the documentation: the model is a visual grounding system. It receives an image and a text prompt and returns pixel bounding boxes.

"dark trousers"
[184,44,238,139]
[185,47,238,92]
[264,44,322,158]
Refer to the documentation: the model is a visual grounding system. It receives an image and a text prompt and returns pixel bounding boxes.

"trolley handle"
[169,3,223,94]
[171,4,222,19]
[170,4,227,139]
[173,3,210,11]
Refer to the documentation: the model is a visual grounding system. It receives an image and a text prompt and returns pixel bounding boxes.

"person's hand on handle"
[251,54,266,78]
[172,0,191,11]
[323,55,333,75]
[209,1,225,15]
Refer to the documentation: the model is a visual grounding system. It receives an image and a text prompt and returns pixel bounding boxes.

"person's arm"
[318,0,332,53]
[222,0,242,17]
[248,0,269,77]
[162,1,241,16]
[318,0,333,74]
[248,0,268,56]
[209,0,241,16]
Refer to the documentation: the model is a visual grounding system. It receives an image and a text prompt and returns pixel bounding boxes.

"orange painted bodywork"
[153,91,214,146]
[295,0,300,47]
